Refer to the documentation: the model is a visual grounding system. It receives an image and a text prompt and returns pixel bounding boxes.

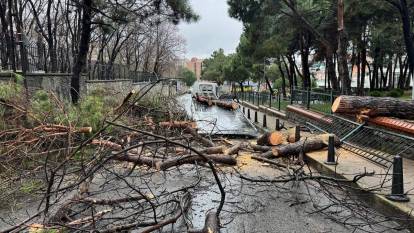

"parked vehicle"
[190,81,219,99]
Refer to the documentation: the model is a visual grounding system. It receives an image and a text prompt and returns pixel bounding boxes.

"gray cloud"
[178,0,243,59]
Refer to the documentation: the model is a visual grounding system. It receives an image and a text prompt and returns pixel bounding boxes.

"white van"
[190,81,219,99]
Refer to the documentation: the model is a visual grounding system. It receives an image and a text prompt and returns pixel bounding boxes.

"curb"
[306,154,414,222]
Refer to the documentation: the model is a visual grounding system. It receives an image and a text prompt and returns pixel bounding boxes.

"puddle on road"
[177,94,258,137]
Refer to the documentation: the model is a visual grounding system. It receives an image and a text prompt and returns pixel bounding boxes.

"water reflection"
[177,94,258,137]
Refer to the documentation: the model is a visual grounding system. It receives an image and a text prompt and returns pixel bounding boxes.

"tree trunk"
[326,49,338,90]
[360,39,367,93]
[332,95,414,119]
[71,0,93,103]
[273,134,340,157]
[300,33,311,88]
[337,0,351,94]
[399,0,414,78]
[0,1,11,69]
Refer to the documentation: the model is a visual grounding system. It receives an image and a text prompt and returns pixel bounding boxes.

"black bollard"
[247,109,250,119]
[386,155,410,202]
[275,118,280,131]
[324,135,337,165]
[294,125,300,142]
[263,114,267,128]
[243,106,245,114]
[254,111,258,123]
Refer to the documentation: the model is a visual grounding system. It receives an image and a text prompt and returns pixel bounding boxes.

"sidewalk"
[239,100,414,219]
[307,148,414,217]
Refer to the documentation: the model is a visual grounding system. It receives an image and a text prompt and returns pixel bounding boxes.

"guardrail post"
[263,114,267,128]
[247,109,251,119]
[269,92,272,108]
[275,118,281,131]
[307,87,311,110]
[278,92,281,111]
[295,125,301,142]
[254,111,258,123]
[242,106,245,114]
[330,89,334,114]
[324,135,337,165]
[386,155,410,202]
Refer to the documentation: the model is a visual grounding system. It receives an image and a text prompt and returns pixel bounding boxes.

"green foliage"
[369,90,383,97]
[31,90,55,121]
[0,81,22,100]
[202,48,230,84]
[20,180,43,194]
[387,89,404,98]
[77,94,106,130]
[178,67,197,86]
[29,89,111,132]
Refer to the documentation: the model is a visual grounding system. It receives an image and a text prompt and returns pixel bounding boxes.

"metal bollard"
[386,155,409,202]
[247,109,250,119]
[275,118,280,131]
[263,114,267,128]
[295,125,301,142]
[254,111,258,123]
[324,135,337,165]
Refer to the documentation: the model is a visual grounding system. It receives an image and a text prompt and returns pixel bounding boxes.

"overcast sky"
[178,0,243,59]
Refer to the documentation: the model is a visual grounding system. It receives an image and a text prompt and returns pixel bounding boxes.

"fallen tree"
[113,153,237,170]
[256,132,284,146]
[332,95,414,120]
[212,100,238,110]
[272,134,340,157]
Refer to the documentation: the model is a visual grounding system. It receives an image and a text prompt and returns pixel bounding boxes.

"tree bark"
[71,0,93,103]
[399,0,414,79]
[332,95,414,119]
[273,134,340,157]
[337,0,351,94]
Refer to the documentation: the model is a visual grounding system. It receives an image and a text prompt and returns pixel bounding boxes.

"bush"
[387,89,404,98]
[369,90,382,97]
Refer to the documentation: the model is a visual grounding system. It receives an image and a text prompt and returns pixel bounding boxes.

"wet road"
[177,94,258,137]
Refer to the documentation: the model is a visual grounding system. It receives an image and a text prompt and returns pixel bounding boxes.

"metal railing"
[291,87,339,114]
[236,87,338,114]
[291,113,414,168]
[236,90,290,112]
[88,63,158,83]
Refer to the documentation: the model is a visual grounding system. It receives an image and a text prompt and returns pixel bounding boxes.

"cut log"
[184,126,215,147]
[224,142,243,155]
[40,125,92,134]
[250,143,271,152]
[260,150,275,159]
[256,132,284,146]
[200,146,225,154]
[212,100,239,110]
[195,94,213,106]
[332,95,414,120]
[159,121,197,129]
[273,134,340,157]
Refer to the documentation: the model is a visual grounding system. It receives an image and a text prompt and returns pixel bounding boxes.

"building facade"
[186,57,203,80]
